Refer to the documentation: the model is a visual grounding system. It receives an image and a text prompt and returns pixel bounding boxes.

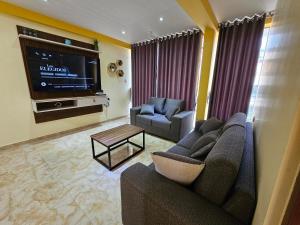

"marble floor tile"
[0,117,175,225]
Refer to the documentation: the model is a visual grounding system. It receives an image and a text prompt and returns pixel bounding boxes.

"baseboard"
[0,115,128,150]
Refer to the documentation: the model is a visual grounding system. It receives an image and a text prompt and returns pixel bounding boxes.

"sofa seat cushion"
[177,131,202,149]
[167,145,192,157]
[163,98,185,114]
[136,114,155,125]
[152,115,171,130]
[148,97,166,114]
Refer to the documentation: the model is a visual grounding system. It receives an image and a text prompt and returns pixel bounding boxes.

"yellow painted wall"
[195,27,216,119]
[251,0,300,224]
[0,13,131,148]
[0,1,130,49]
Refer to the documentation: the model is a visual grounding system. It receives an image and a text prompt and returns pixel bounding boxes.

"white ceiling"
[4,0,197,44]
[209,0,278,22]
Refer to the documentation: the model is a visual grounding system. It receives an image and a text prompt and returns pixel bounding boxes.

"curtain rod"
[220,11,274,27]
[134,28,200,45]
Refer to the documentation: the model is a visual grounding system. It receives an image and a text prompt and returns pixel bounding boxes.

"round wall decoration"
[107,63,117,73]
[116,59,123,66]
[116,70,124,77]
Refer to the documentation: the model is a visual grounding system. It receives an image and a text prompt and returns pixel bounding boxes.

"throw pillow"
[163,99,184,114]
[140,104,154,115]
[191,141,216,159]
[199,117,223,134]
[148,97,166,114]
[191,129,219,152]
[165,106,179,120]
[151,152,205,185]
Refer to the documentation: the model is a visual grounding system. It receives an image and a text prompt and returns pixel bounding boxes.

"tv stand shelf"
[34,105,103,123]
[31,95,109,123]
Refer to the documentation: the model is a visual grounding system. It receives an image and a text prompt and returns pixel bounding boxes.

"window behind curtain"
[247,27,270,122]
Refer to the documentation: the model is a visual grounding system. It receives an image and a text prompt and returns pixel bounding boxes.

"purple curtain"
[131,40,157,107]
[208,15,266,120]
[157,30,201,110]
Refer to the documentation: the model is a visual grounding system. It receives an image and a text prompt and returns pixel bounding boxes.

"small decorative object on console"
[94,39,99,50]
[64,39,72,45]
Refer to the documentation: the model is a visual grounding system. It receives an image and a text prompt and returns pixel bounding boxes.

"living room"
[0,0,299,225]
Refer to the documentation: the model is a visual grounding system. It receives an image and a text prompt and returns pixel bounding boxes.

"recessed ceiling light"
[122,31,126,35]
[159,17,164,22]
[42,0,48,2]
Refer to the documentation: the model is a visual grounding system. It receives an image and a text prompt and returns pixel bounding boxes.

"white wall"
[0,14,131,148]
[251,0,300,224]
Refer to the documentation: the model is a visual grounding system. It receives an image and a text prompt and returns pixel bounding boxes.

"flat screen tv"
[25,46,100,94]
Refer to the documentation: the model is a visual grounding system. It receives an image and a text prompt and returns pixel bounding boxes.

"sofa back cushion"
[192,124,246,205]
[199,117,223,134]
[222,112,246,132]
[165,105,179,120]
[163,98,185,114]
[148,97,166,114]
[190,129,219,152]
[222,122,256,225]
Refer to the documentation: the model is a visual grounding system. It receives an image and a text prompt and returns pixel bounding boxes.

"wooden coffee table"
[90,124,145,170]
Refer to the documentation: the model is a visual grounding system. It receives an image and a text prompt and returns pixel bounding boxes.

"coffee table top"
[91,124,144,147]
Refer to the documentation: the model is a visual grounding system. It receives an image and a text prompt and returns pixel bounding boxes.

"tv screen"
[26,46,99,92]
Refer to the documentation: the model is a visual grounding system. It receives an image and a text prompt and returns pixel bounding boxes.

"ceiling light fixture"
[122,31,126,35]
[42,0,48,2]
[159,17,164,22]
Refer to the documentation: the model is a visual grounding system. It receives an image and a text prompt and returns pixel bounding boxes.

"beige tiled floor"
[0,117,174,225]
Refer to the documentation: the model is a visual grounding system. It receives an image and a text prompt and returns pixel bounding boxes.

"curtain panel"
[131,40,157,107]
[208,15,266,120]
[156,30,201,110]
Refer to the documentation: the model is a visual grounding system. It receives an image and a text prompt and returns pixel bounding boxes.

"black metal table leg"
[91,138,95,158]
[107,146,112,169]
[142,131,145,149]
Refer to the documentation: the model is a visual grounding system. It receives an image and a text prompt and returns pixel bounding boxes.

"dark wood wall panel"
[17,25,95,49]
[16,26,104,123]
[18,29,100,100]
[19,37,99,100]
[34,105,103,123]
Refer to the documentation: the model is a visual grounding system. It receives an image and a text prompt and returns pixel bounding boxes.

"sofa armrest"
[130,106,141,125]
[195,119,205,131]
[121,163,241,225]
[171,111,194,141]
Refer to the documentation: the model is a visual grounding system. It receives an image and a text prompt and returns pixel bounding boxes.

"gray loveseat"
[130,97,194,142]
[121,113,256,225]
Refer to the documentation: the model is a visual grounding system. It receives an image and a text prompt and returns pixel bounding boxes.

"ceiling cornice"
[0,1,131,49]
[201,0,219,28]
[176,0,218,32]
